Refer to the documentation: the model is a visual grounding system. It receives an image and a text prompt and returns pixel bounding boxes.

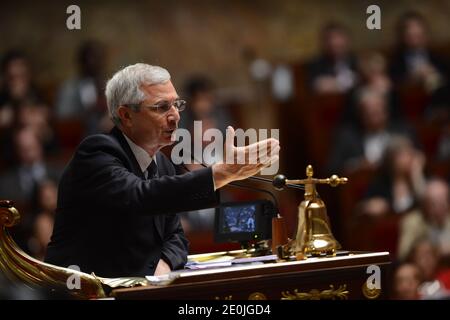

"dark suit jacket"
[305,54,357,90]
[327,122,417,174]
[45,127,219,277]
[0,164,61,205]
[389,49,449,84]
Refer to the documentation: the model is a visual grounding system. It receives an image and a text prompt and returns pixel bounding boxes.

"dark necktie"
[145,161,158,179]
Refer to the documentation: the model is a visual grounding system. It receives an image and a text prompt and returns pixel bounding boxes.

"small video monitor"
[214,200,276,243]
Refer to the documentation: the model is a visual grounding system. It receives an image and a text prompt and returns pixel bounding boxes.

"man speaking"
[45,63,279,278]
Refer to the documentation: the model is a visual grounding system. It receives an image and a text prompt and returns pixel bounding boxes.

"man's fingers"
[246,138,279,150]
[256,144,280,162]
[228,135,280,166]
[225,126,235,150]
[253,155,279,172]
[261,154,279,167]
[240,144,280,165]
[224,126,236,163]
[246,139,279,156]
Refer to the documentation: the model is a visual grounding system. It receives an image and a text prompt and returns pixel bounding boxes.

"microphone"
[241,174,304,191]
[177,151,298,254]
[177,150,304,192]
[178,161,280,210]
[272,174,287,191]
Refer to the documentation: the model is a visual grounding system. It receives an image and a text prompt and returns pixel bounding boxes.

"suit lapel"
[110,127,164,241]
[110,127,145,179]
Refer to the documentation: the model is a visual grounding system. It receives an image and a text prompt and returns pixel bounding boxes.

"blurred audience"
[178,75,234,235]
[343,52,402,124]
[15,103,59,155]
[181,75,232,134]
[1,103,59,172]
[361,135,425,216]
[27,179,58,261]
[56,40,112,135]
[0,50,44,131]
[410,238,450,298]
[0,128,60,207]
[393,262,422,300]
[328,90,415,174]
[398,179,450,260]
[357,52,392,96]
[306,22,357,94]
[410,239,442,282]
[179,75,233,165]
[390,11,449,93]
[0,128,60,253]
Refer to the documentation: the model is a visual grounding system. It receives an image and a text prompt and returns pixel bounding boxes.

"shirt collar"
[122,133,155,173]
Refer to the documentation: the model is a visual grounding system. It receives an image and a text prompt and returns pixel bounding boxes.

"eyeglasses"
[128,99,186,114]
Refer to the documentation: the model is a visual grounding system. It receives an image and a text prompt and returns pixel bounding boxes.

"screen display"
[214,200,274,243]
[221,204,256,233]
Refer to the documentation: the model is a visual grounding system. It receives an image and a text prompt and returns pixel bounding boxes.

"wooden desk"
[113,252,391,300]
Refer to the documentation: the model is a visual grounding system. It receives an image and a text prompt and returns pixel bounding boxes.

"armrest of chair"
[0,200,147,299]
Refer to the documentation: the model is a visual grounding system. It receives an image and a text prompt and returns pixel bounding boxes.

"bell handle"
[285,175,348,187]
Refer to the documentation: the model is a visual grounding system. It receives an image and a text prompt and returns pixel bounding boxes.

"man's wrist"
[212,163,231,190]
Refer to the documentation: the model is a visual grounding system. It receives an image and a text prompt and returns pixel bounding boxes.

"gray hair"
[105,63,171,125]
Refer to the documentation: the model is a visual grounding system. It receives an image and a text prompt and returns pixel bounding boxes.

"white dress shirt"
[123,133,156,179]
[123,132,217,189]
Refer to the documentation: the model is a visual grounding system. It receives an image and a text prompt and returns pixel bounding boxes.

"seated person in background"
[178,75,234,235]
[28,179,58,261]
[1,101,58,166]
[410,238,441,283]
[390,11,449,93]
[0,50,44,131]
[392,262,422,300]
[180,75,232,135]
[179,74,233,165]
[328,89,415,174]
[0,127,61,208]
[407,238,450,296]
[306,22,357,94]
[343,52,402,124]
[55,40,112,135]
[398,179,450,260]
[15,102,59,156]
[45,63,280,277]
[360,136,425,217]
[0,128,61,252]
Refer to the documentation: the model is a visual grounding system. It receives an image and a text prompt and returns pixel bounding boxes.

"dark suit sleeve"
[66,135,219,215]
[161,214,189,270]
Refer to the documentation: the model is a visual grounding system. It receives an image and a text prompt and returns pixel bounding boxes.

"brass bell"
[289,165,347,259]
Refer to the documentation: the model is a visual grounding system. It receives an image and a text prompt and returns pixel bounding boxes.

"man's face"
[360,95,388,132]
[6,58,31,99]
[128,81,180,152]
[15,129,42,165]
[423,181,449,226]
[324,30,349,59]
[404,20,427,49]
[394,264,420,300]
[413,241,438,281]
